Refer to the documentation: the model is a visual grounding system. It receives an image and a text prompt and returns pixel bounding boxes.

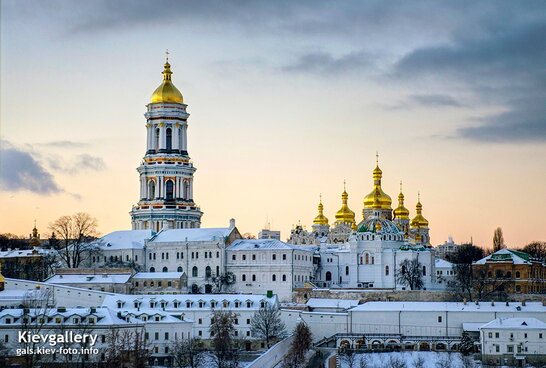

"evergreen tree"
[460,331,474,356]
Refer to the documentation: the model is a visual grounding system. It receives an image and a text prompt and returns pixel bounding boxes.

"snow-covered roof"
[91,230,153,250]
[0,289,49,301]
[474,249,532,265]
[45,274,132,284]
[102,293,278,311]
[435,259,454,268]
[150,228,233,243]
[350,301,546,313]
[306,298,359,310]
[227,238,316,252]
[0,306,131,326]
[480,318,546,330]
[463,322,485,332]
[132,272,185,279]
[0,248,50,258]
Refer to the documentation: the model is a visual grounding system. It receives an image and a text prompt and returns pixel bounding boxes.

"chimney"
[463,299,467,305]
[491,301,495,306]
[505,301,509,306]
[522,300,526,306]
[229,218,236,228]
[475,300,479,305]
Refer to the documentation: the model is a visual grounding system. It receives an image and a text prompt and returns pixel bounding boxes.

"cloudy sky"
[1,0,545,248]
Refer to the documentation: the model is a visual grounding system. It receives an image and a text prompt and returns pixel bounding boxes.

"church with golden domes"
[130,56,203,232]
[288,157,437,290]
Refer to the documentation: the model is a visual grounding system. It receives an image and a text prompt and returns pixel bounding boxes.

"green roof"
[508,249,530,260]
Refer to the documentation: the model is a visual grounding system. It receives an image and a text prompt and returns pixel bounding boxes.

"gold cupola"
[313,195,329,226]
[335,182,356,225]
[393,181,410,220]
[410,193,429,228]
[150,53,184,104]
[363,154,392,211]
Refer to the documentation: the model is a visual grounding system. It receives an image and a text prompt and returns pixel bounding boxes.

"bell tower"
[130,54,203,231]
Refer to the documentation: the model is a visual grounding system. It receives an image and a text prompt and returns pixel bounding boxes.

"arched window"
[166,128,172,151]
[325,271,332,281]
[177,266,183,272]
[422,266,426,276]
[192,266,198,277]
[359,256,363,264]
[149,267,155,273]
[155,128,160,152]
[205,266,212,278]
[516,271,520,279]
[183,181,189,199]
[345,266,349,275]
[162,267,168,272]
[385,265,389,276]
[272,274,277,282]
[148,180,156,200]
[282,274,287,282]
[371,256,375,264]
[365,254,369,264]
[166,180,174,201]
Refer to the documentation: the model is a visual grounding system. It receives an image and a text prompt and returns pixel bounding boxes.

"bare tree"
[339,349,359,368]
[18,289,54,368]
[492,227,505,252]
[282,322,312,368]
[49,212,101,268]
[448,263,474,301]
[386,355,407,368]
[103,327,150,368]
[412,355,425,368]
[521,241,546,262]
[435,354,451,368]
[208,272,235,293]
[170,337,204,368]
[461,355,475,368]
[250,304,286,348]
[210,309,240,368]
[395,259,424,290]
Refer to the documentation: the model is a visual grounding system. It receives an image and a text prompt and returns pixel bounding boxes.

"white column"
[189,179,193,200]
[155,178,160,199]
[181,125,187,152]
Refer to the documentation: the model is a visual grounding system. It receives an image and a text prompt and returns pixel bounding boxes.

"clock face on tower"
[130,60,203,233]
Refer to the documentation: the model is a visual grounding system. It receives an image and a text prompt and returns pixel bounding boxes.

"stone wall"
[292,288,545,304]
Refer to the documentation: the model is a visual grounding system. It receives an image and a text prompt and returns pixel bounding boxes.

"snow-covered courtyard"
[339,352,479,368]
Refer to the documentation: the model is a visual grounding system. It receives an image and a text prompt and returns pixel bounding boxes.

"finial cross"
[165,49,170,62]
[343,179,346,191]
[376,151,379,165]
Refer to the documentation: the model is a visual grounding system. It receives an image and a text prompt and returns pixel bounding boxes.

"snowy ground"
[339,352,480,368]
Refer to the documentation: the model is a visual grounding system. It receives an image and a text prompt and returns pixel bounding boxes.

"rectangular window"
[488,332,493,338]
[438,316,442,323]
[507,345,514,353]
[495,332,499,338]
[165,332,169,340]
[495,345,500,353]
[155,332,159,340]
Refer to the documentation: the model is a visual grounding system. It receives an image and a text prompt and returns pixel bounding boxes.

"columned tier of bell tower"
[130,59,203,232]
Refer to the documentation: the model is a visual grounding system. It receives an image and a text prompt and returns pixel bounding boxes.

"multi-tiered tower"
[130,56,203,232]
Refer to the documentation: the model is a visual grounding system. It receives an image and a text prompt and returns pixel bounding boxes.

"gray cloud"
[0,144,62,195]
[385,94,464,110]
[35,140,91,149]
[47,154,106,175]
[283,50,375,74]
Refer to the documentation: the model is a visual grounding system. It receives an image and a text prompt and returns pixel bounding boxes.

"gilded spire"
[394,180,410,220]
[150,51,184,104]
[411,191,429,228]
[364,153,392,211]
[335,182,356,225]
[313,194,329,226]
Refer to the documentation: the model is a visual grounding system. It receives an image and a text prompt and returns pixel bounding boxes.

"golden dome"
[393,182,410,220]
[335,186,356,224]
[313,197,329,226]
[150,60,184,104]
[410,194,429,228]
[363,163,392,210]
